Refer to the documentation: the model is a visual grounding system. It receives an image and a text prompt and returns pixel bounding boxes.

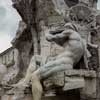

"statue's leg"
[12,55,38,88]
[24,55,37,84]
[31,71,43,100]
[40,63,73,78]
[40,57,73,78]
[31,57,73,100]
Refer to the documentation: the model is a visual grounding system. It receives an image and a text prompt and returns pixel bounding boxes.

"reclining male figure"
[13,22,85,100]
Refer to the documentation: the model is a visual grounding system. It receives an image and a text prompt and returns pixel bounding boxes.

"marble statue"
[12,22,85,100]
[1,0,98,100]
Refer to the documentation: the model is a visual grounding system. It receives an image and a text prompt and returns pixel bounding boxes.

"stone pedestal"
[0,70,97,100]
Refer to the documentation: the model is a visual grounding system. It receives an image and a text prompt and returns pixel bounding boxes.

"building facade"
[0,47,18,67]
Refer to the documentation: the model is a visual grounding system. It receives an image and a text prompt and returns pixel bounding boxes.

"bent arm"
[46,30,71,42]
[54,30,71,38]
[88,42,98,48]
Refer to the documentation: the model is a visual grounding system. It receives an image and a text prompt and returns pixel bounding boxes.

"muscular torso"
[56,30,84,65]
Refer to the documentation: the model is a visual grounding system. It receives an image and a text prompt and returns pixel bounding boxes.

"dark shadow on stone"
[64,0,79,7]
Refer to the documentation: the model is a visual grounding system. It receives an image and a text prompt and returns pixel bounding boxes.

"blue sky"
[0,0,100,53]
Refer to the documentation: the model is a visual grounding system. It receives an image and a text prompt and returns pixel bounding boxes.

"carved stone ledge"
[63,77,85,91]
[0,70,97,100]
[65,70,96,78]
[43,72,65,90]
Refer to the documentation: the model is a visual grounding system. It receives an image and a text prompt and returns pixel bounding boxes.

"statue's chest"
[50,43,65,56]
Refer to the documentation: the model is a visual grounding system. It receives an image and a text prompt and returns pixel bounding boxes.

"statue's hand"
[46,34,54,42]
[88,43,98,48]
[11,79,29,90]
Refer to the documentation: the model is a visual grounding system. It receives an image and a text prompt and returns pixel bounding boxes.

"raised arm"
[46,29,71,42]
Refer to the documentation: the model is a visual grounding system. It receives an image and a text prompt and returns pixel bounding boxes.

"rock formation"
[0,0,100,100]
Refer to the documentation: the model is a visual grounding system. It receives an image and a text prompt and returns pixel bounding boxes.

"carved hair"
[64,22,78,32]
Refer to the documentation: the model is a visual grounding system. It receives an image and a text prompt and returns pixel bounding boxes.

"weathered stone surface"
[63,77,85,91]
[65,70,96,77]
[44,72,65,90]
[80,77,97,99]
[0,64,7,83]
[0,0,100,100]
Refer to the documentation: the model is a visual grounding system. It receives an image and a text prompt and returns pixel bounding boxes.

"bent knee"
[28,65,37,73]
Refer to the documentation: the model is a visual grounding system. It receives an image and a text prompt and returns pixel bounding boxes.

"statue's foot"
[11,80,29,90]
[6,80,29,95]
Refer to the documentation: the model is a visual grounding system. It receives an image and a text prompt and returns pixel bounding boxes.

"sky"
[0,0,100,53]
[0,0,21,53]
[97,0,100,9]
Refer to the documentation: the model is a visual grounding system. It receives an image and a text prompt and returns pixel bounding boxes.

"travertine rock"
[0,0,100,100]
[0,64,7,83]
